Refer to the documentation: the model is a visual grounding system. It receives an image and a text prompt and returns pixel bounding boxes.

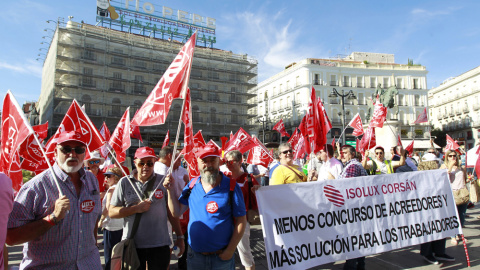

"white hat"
[422,153,439,162]
[86,150,105,163]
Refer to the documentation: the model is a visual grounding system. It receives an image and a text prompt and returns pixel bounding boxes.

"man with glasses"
[84,150,106,193]
[270,143,307,185]
[362,146,405,175]
[109,146,184,270]
[338,145,368,270]
[7,131,102,269]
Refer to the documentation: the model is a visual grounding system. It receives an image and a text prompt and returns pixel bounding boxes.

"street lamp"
[329,88,357,144]
[257,116,268,144]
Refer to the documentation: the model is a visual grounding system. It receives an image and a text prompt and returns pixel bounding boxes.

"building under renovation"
[37,18,257,153]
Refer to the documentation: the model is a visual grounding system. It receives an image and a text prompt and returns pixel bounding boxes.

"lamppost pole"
[257,116,267,144]
[329,88,356,145]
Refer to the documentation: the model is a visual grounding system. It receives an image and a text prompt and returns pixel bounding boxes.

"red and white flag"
[288,128,301,149]
[162,130,170,148]
[293,136,307,160]
[370,97,388,128]
[181,88,200,179]
[306,87,327,153]
[45,100,104,159]
[247,137,273,168]
[397,134,403,148]
[0,91,35,189]
[445,134,460,151]
[34,122,49,140]
[100,122,112,158]
[359,125,376,153]
[272,119,290,137]
[130,124,143,142]
[405,140,415,156]
[193,131,206,150]
[224,128,256,154]
[414,107,428,124]
[108,108,131,163]
[131,33,197,127]
[347,113,364,137]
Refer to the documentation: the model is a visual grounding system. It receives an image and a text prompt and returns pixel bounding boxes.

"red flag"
[397,134,403,148]
[414,107,428,124]
[356,138,361,153]
[306,87,326,153]
[476,154,480,180]
[9,154,23,191]
[130,124,143,142]
[108,108,131,163]
[45,100,104,159]
[131,33,197,127]
[230,131,233,141]
[193,131,206,149]
[347,113,364,137]
[370,97,388,128]
[317,98,332,133]
[293,136,307,160]
[405,140,414,156]
[180,88,200,179]
[445,134,460,151]
[288,128,300,147]
[34,122,49,140]
[220,137,228,150]
[100,122,111,142]
[247,137,273,168]
[359,125,376,153]
[272,119,290,137]
[298,115,311,154]
[0,91,35,177]
[162,130,170,148]
[224,128,256,154]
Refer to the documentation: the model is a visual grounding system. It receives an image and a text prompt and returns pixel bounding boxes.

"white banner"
[256,170,461,270]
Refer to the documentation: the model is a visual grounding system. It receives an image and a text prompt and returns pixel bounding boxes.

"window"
[112,98,121,116]
[231,109,238,123]
[413,78,419,89]
[370,77,376,88]
[113,72,122,79]
[330,75,337,86]
[383,77,389,88]
[112,56,124,65]
[396,78,403,88]
[296,76,301,86]
[135,75,143,82]
[357,76,363,88]
[83,67,93,75]
[210,108,217,122]
[343,76,350,87]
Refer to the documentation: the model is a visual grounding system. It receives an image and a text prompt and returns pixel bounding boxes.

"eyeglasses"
[137,162,154,167]
[88,160,100,165]
[448,155,457,158]
[58,146,86,155]
[282,149,293,154]
[375,152,384,155]
[225,160,237,166]
[105,174,115,178]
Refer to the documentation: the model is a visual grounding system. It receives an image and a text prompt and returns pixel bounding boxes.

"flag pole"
[107,147,143,201]
[34,135,64,197]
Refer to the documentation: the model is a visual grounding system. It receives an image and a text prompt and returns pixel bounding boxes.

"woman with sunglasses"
[99,167,124,270]
[440,150,468,245]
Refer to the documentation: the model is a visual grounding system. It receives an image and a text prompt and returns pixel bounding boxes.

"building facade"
[428,66,480,149]
[250,52,429,144]
[37,19,257,153]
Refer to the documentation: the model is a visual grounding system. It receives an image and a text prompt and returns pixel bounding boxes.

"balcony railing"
[342,81,351,87]
[356,83,363,88]
[330,81,338,86]
[313,80,321,85]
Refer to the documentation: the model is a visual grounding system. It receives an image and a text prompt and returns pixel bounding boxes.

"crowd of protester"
[0,132,476,270]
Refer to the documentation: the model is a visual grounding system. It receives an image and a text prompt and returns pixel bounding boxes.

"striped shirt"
[340,159,368,179]
[8,163,102,270]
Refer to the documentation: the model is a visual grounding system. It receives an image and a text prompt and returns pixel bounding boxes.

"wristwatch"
[45,213,59,226]
[177,235,185,239]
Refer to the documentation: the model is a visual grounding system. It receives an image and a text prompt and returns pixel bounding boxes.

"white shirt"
[317,158,343,180]
[154,161,168,175]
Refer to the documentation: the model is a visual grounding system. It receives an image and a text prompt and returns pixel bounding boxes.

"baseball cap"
[56,131,86,145]
[135,147,157,159]
[422,153,440,162]
[195,141,221,160]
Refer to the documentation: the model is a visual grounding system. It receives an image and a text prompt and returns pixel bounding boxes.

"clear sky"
[1,0,479,107]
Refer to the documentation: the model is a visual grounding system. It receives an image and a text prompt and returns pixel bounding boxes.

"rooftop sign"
[96,0,216,46]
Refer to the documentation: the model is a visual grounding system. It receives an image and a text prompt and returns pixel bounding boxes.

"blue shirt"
[8,163,102,270]
[179,173,246,253]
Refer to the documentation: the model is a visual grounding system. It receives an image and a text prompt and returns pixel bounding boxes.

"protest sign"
[256,170,460,270]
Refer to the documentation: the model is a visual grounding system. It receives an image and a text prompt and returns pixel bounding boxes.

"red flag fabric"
[272,119,290,137]
[356,138,361,153]
[45,100,104,159]
[9,154,23,191]
[306,87,326,153]
[347,113,364,137]
[193,131,206,150]
[18,127,48,174]
[247,137,273,168]
[445,134,460,151]
[230,131,233,141]
[370,97,388,128]
[34,122,49,140]
[181,88,200,179]
[293,136,307,160]
[298,115,311,154]
[476,154,480,180]
[397,134,403,148]
[317,98,332,133]
[359,125,376,153]
[414,107,428,124]
[130,124,143,142]
[162,130,170,148]
[0,91,35,175]
[405,140,415,155]
[108,108,131,163]
[220,137,228,150]
[131,33,197,127]
[100,122,111,142]
[224,128,257,154]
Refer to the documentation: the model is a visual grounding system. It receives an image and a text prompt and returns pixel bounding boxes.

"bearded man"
[164,141,247,270]
[7,131,102,269]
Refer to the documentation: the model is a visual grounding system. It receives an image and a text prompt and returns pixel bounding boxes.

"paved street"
[7,206,480,269]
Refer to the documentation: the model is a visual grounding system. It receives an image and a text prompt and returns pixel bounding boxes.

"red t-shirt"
[224,172,259,211]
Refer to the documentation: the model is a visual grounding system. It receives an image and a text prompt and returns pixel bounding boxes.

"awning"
[400,140,440,149]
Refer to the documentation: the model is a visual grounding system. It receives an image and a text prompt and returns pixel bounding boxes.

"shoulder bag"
[246,174,261,225]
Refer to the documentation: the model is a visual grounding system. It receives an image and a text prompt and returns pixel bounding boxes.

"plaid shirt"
[8,163,102,270]
[340,158,368,178]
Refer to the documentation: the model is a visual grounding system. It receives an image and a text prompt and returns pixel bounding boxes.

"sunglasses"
[448,155,457,158]
[282,149,293,154]
[375,152,384,155]
[428,151,435,154]
[58,146,86,155]
[105,174,115,178]
[225,160,237,166]
[137,162,154,167]
[88,160,101,165]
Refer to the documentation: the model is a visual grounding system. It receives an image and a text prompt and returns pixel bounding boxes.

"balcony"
[313,80,321,85]
[342,81,351,87]
[474,104,480,111]
[133,85,146,94]
[463,107,469,113]
[109,83,125,93]
[370,83,376,88]
[356,83,363,88]
[330,81,338,86]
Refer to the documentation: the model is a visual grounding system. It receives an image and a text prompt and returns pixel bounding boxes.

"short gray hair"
[225,150,242,161]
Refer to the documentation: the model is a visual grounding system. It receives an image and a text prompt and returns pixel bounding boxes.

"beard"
[201,167,219,185]
[58,157,83,173]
